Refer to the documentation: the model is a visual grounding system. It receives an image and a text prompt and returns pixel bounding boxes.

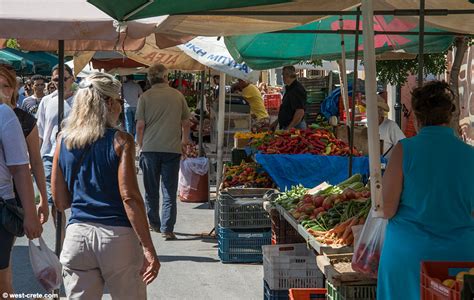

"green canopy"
[0,50,27,71]
[87,0,290,21]
[224,15,455,70]
[0,48,58,75]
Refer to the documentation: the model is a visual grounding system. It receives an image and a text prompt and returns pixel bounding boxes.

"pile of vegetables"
[251,128,361,156]
[308,115,332,131]
[274,185,308,210]
[234,131,269,140]
[273,174,372,247]
[222,162,274,189]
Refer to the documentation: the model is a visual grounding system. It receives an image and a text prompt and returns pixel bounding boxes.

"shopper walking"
[0,72,42,295]
[51,73,159,299]
[123,75,143,137]
[0,67,49,224]
[21,74,47,118]
[378,81,474,300]
[36,64,75,233]
[136,64,191,240]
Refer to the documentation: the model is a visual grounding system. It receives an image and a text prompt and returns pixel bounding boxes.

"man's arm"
[136,120,145,150]
[181,119,192,145]
[287,109,305,129]
[135,96,145,149]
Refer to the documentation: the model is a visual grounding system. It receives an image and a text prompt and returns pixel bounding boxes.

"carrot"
[341,217,359,241]
[329,217,354,234]
[307,228,326,236]
[345,233,354,246]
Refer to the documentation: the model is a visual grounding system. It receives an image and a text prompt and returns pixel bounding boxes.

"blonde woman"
[51,73,159,299]
[0,66,42,294]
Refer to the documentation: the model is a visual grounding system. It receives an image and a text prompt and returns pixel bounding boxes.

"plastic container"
[289,288,327,300]
[218,250,264,264]
[179,172,209,203]
[216,191,271,229]
[326,280,376,300]
[421,261,474,300]
[263,243,323,290]
[218,227,271,263]
[264,280,289,300]
[178,158,209,203]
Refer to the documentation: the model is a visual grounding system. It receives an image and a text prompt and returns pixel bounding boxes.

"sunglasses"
[52,76,71,83]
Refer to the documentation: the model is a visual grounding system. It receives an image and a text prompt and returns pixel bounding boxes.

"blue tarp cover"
[256,154,372,190]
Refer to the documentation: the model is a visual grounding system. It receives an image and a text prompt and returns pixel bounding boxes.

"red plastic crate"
[264,94,282,110]
[289,288,327,300]
[421,261,474,300]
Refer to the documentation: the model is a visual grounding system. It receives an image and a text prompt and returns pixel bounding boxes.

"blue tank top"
[59,128,131,227]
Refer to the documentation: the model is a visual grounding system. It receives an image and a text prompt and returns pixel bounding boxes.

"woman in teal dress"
[378,81,474,299]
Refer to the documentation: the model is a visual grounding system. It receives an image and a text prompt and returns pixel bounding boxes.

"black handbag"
[0,197,25,237]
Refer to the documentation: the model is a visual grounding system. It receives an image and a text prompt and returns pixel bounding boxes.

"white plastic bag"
[351,209,387,278]
[29,237,62,291]
[179,157,209,191]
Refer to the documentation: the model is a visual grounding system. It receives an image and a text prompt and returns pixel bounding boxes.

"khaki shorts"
[60,223,146,300]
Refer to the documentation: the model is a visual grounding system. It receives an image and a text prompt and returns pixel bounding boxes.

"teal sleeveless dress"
[377,126,474,299]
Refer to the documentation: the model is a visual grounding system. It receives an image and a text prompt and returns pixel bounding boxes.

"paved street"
[12,173,262,300]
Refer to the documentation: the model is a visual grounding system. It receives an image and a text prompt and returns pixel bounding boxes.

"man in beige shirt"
[136,64,191,240]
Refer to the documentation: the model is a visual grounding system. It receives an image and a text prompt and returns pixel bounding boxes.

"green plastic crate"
[326,281,376,300]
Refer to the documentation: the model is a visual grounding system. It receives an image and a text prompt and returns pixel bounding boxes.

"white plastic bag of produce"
[29,237,62,291]
[351,209,387,278]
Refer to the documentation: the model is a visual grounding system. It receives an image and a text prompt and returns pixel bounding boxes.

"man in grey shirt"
[136,64,191,240]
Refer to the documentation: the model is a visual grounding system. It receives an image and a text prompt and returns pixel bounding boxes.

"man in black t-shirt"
[271,66,307,130]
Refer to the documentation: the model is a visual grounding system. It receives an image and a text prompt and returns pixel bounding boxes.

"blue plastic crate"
[218,250,263,264]
[264,280,289,300]
[218,227,271,254]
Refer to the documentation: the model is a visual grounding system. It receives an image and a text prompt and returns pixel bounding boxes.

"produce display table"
[316,254,376,287]
[274,204,352,255]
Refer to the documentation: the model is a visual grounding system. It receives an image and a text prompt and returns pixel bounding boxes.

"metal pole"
[178,71,183,91]
[362,0,383,213]
[395,85,402,127]
[54,39,65,297]
[198,70,205,157]
[338,15,350,127]
[179,9,474,16]
[418,0,426,87]
[349,6,361,178]
[216,72,226,191]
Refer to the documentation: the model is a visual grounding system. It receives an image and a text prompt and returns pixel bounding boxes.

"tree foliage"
[376,52,447,86]
[6,39,20,49]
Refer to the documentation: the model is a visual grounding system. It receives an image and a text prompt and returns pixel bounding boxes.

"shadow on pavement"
[189,202,214,210]
[11,245,66,296]
[158,255,219,263]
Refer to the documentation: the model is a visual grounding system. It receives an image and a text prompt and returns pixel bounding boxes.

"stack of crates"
[299,78,328,125]
[263,243,324,300]
[216,188,273,263]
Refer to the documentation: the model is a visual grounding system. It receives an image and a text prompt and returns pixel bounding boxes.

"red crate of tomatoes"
[264,93,282,110]
[421,261,474,300]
